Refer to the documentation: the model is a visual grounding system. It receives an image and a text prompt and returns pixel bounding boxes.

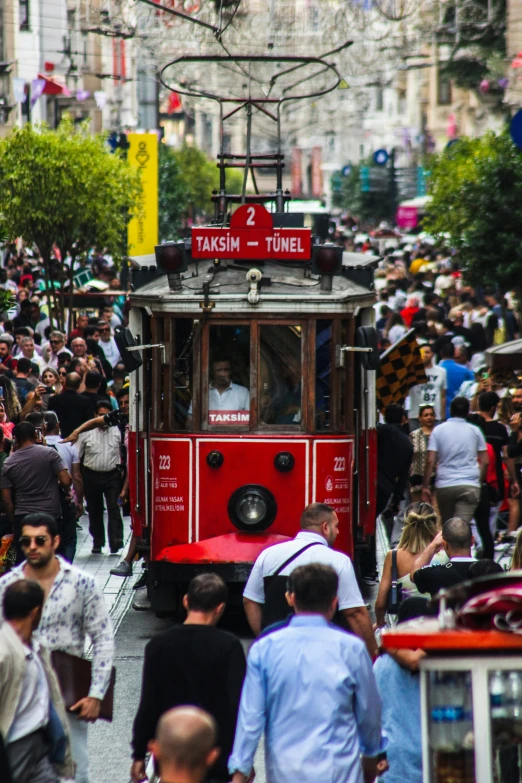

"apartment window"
[19,0,29,29]
[375,85,384,112]
[438,74,452,106]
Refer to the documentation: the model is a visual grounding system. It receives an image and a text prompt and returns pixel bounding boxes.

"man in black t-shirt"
[47,372,93,438]
[410,517,475,597]
[131,574,246,783]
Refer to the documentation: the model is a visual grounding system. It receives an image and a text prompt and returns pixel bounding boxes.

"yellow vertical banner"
[127,133,158,256]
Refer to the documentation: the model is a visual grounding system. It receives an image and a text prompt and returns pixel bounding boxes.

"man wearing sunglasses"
[44,331,71,370]
[0,513,114,783]
[97,321,121,368]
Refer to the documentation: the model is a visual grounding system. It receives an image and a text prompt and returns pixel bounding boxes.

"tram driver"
[187,357,250,427]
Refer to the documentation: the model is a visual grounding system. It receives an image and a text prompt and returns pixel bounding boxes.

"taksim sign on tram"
[191,204,312,261]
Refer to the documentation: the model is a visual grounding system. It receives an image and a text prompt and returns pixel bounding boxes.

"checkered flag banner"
[376,329,428,410]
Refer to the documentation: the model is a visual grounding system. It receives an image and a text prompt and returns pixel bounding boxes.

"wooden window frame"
[150,314,356,435]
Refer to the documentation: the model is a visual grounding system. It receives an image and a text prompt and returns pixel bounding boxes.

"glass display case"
[421,656,522,783]
[382,624,522,783]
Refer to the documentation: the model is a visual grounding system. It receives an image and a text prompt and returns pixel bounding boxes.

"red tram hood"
[158,532,291,564]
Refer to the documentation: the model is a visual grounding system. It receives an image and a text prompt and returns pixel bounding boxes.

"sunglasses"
[20,535,49,548]
[49,339,62,344]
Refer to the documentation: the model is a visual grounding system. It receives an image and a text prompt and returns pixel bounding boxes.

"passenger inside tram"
[207,358,250,424]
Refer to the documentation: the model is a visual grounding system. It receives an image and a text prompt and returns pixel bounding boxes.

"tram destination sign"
[191,204,312,261]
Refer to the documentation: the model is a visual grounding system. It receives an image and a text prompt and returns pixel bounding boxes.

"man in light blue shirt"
[229,564,385,783]
[438,341,474,418]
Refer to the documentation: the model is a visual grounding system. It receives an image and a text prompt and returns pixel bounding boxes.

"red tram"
[122,53,381,614]
[124,219,380,613]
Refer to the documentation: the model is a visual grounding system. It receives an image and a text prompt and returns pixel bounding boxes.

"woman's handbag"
[386,549,403,615]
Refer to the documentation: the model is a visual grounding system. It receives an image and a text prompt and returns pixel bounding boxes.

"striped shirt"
[77,425,122,472]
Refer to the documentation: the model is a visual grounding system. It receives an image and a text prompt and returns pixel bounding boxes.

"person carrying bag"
[261,542,322,630]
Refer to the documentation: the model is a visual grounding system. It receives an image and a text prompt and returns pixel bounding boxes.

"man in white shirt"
[407,344,447,429]
[77,400,124,554]
[422,396,489,524]
[208,358,249,423]
[243,502,377,658]
[98,322,121,368]
[0,515,114,783]
[187,358,250,428]
[44,331,72,370]
[19,336,46,372]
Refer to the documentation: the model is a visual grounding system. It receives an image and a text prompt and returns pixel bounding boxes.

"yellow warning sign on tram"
[127,133,158,256]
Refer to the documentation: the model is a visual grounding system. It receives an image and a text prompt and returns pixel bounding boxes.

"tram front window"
[173,319,195,430]
[259,325,302,427]
[208,325,250,426]
[316,319,332,430]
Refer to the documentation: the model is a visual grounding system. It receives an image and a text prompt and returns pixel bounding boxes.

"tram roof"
[129,261,376,314]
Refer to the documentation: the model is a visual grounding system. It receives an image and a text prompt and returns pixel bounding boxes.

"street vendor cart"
[382,575,522,783]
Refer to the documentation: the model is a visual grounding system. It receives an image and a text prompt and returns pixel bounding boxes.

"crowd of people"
[0,497,517,783]
[1,238,522,783]
[370,236,522,564]
[0,250,134,576]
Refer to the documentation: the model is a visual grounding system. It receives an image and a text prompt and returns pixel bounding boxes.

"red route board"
[191,204,312,261]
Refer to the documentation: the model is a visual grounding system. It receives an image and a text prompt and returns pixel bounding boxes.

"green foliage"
[0,117,140,265]
[158,142,245,241]
[424,130,522,293]
[158,143,189,241]
[0,290,16,315]
[333,161,395,225]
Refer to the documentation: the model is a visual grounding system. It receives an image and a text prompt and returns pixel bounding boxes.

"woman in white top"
[375,502,447,627]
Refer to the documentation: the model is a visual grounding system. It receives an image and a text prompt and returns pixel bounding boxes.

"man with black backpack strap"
[243,502,377,658]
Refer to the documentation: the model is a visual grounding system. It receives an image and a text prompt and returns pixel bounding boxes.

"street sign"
[342,164,352,177]
[191,204,312,261]
[373,149,389,166]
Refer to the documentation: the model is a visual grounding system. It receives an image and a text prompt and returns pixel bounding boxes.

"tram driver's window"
[259,325,302,426]
[173,319,195,430]
[207,325,250,426]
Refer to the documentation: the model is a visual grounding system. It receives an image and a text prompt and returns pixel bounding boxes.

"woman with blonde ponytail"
[375,502,447,626]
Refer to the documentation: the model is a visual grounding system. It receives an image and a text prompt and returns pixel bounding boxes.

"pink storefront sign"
[396,205,418,229]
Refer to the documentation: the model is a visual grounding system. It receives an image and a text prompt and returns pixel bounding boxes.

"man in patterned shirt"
[0,512,114,783]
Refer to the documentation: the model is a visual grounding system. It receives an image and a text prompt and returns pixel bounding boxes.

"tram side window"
[259,325,302,427]
[316,319,332,431]
[207,325,250,426]
[173,319,195,431]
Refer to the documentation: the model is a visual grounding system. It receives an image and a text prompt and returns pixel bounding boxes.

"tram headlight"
[155,242,188,274]
[311,244,343,276]
[228,485,277,532]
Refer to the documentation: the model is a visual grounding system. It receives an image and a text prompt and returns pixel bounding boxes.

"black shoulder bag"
[261,542,322,630]
[386,549,403,615]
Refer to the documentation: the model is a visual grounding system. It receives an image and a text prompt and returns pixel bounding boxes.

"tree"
[0,118,140,328]
[424,130,522,303]
[333,161,396,227]
[159,143,245,240]
[158,143,189,241]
